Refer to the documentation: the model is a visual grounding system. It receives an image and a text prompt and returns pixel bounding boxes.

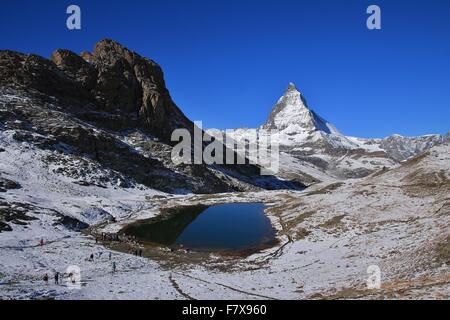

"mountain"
[1,41,449,300]
[0,40,301,196]
[209,83,448,185]
[262,82,339,135]
[353,133,448,162]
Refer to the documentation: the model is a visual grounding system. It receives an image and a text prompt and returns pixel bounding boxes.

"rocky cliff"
[1,39,193,142]
[0,40,301,194]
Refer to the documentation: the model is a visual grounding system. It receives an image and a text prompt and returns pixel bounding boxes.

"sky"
[1,0,449,138]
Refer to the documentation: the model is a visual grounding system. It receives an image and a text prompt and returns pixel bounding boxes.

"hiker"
[112,261,116,273]
[43,273,49,283]
[109,252,112,260]
[90,253,94,261]
[39,239,44,246]
[54,272,60,285]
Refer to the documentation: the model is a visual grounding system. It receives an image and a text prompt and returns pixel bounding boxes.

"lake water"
[122,203,277,251]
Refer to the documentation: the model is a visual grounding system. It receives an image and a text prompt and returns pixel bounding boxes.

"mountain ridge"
[0,40,302,194]
[209,82,448,184]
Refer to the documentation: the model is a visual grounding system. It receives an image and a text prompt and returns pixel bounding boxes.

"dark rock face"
[90,40,193,141]
[0,50,89,102]
[0,221,12,232]
[0,177,21,193]
[1,40,192,142]
[51,49,97,90]
[0,200,38,232]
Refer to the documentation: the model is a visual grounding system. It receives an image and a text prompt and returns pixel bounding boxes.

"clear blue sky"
[1,0,449,138]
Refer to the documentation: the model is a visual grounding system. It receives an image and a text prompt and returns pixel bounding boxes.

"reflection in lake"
[121,203,277,251]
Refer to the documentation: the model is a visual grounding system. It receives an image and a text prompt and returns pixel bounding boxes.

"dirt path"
[174,272,278,300]
[169,273,195,300]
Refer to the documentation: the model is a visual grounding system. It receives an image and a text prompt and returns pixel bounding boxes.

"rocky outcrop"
[51,49,97,90]
[0,50,90,102]
[1,40,193,142]
[89,40,193,141]
[0,177,21,192]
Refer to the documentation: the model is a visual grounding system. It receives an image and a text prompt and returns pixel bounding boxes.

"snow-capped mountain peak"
[262,82,339,135]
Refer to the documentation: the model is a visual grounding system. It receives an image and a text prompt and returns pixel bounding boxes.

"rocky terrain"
[0,40,301,195]
[0,40,448,300]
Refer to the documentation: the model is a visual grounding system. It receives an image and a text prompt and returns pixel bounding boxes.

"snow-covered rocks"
[263,82,339,135]
[79,207,115,225]
[209,83,448,185]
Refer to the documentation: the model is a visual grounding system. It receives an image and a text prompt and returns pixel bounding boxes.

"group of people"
[42,272,61,284]
[86,231,149,276]
[95,232,120,243]
[94,232,140,245]
[129,247,143,257]
[93,231,145,258]
[88,251,113,261]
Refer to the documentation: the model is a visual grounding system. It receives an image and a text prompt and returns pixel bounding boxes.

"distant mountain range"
[0,39,448,194]
[209,83,449,184]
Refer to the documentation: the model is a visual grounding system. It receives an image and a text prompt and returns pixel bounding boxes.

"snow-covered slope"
[1,140,448,300]
[350,133,448,162]
[0,127,163,228]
